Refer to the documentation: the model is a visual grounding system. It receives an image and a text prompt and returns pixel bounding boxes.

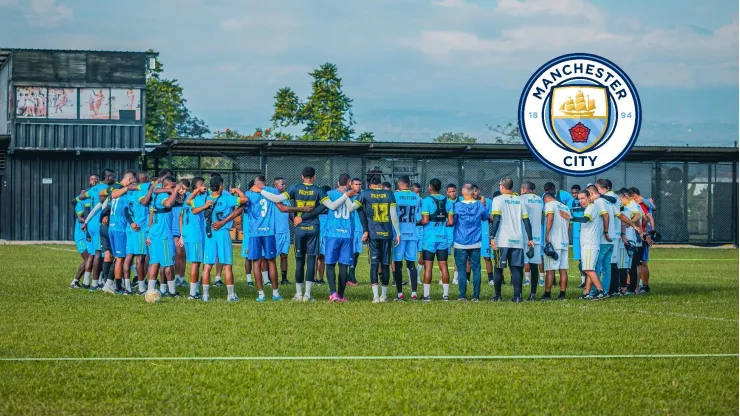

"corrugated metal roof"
[0,48,158,71]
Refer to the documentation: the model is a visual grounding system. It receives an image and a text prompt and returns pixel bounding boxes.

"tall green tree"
[487,122,523,144]
[433,132,477,144]
[145,51,209,143]
[271,63,365,141]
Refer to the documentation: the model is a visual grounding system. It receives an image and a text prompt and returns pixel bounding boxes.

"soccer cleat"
[292,293,304,301]
[122,290,133,296]
[592,292,608,301]
[264,281,272,286]
[490,295,502,302]
[556,293,566,301]
[488,279,494,286]
[69,281,83,289]
[228,294,240,302]
[314,280,325,285]
[379,296,387,303]
[170,292,182,299]
[510,296,523,303]
[578,282,586,289]
[135,289,147,296]
[638,287,649,294]
[114,289,124,295]
[643,285,651,293]
[394,295,405,302]
[302,295,315,302]
[438,279,443,285]
[524,279,531,285]
[452,278,458,285]
[527,293,536,301]
[255,295,266,302]
[188,294,202,300]
[397,294,405,301]
[176,278,188,288]
[213,280,225,287]
[102,285,116,295]
[81,284,90,290]
[539,294,551,301]
[442,295,449,302]
[410,293,418,300]
[471,297,479,302]
[201,295,210,302]
[372,296,381,304]
[88,284,101,292]
[338,297,348,303]
[329,293,340,303]
[457,296,467,301]
[280,279,290,285]
[538,279,545,287]
[421,296,432,302]
[246,281,254,287]
[272,294,283,301]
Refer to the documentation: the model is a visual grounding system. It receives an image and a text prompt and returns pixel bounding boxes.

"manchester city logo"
[518,53,641,176]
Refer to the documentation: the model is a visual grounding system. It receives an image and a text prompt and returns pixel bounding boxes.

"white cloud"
[25,0,72,27]
[432,0,472,8]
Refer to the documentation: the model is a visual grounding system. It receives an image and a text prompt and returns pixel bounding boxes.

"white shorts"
[544,249,568,271]
[524,243,542,265]
[581,246,599,271]
[617,245,632,269]
[610,239,618,263]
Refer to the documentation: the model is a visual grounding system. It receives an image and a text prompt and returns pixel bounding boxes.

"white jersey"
[625,201,644,247]
[603,191,623,239]
[545,200,570,250]
[520,193,544,245]
[580,203,602,249]
[592,197,609,244]
[491,193,527,249]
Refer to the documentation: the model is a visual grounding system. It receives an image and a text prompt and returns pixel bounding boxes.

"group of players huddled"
[69,166,658,303]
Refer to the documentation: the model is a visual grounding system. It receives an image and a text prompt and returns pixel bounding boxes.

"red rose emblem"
[569,122,590,143]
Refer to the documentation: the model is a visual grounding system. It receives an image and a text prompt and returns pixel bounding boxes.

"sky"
[1,0,738,145]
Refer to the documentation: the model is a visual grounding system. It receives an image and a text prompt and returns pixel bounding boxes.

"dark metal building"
[0,48,153,240]
[145,139,739,246]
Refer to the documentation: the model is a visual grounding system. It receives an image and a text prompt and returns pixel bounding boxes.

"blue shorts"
[481,243,491,258]
[185,240,204,263]
[276,233,290,255]
[205,231,233,265]
[126,229,148,256]
[642,244,650,262]
[423,240,450,254]
[149,238,175,267]
[353,233,364,254]
[324,237,353,265]
[572,237,581,260]
[393,240,418,262]
[86,226,101,254]
[109,230,127,258]
[320,234,326,256]
[75,240,87,254]
[249,236,277,260]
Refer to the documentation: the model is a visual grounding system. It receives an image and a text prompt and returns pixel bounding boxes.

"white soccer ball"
[145,290,161,304]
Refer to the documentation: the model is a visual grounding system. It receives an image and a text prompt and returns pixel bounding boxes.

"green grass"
[0,245,737,415]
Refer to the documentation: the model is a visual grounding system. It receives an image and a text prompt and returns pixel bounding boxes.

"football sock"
[227,285,235,297]
[295,257,305,284]
[296,283,303,296]
[381,285,388,298]
[281,271,287,281]
[92,278,99,287]
[372,285,379,298]
[102,262,113,284]
[305,255,317,283]
[511,266,523,298]
[305,281,314,298]
[148,280,156,291]
[272,288,280,297]
[132,268,138,278]
[443,283,449,297]
[525,271,531,283]
[609,263,619,294]
[423,283,431,298]
[258,290,265,298]
[370,262,379,285]
[215,275,222,283]
[125,278,132,291]
[453,271,459,282]
[189,283,197,297]
[202,284,210,297]
[338,265,348,298]
[416,265,423,281]
[493,268,503,297]
[83,272,91,285]
[581,274,586,285]
[393,261,403,293]
[168,280,176,294]
[262,271,269,284]
[115,278,122,291]
[380,265,391,286]
[530,268,539,295]
[487,272,493,282]
[326,266,337,294]
[175,274,181,283]
[407,261,418,292]
[246,273,252,283]
[139,280,146,292]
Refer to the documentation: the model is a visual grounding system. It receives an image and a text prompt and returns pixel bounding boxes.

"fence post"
[733,162,738,247]
[259,148,267,176]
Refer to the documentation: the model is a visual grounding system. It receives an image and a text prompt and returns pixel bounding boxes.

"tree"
[271,63,366,141]
[433,132,477,144]
[487,122,523,144]
[356,132,375,142]
[145,50,209,143]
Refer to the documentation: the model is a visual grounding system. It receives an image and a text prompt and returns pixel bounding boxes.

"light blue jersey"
[82,183,108,228]
[109,184,128,232]
[182,193,205,243]
[245,186,278,237]
[74,198,90,241]
[324,189,354,239]
[481,197,492,243]
[204,192,240,233]
[351,195,363,234]
[149,193,173,240]
[128,182,150,228]
[422,194,453,244]
[271,188,290,234]
[394,190,421,241]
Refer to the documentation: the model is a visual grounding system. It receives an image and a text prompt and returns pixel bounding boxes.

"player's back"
[270,188,290,235]
[286,183,325,234]
[325,189,353,239]
[357,188,395,239]
[422,194,451,243]
[246,187,277,236]
[546,200,570,250]
[182,193,204,243]
[491,193,525,248]
[394,190,421,241]
[86,183,108,225]
[74,198,90,240]
[149,193,173,240]
[520,193,544,244]
[580,203,601,248]
[109,183,129,232]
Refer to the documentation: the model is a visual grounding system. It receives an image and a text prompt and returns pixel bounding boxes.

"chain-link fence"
[146,151,738,245]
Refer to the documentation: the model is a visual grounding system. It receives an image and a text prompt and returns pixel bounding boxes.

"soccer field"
[0,245,737,415]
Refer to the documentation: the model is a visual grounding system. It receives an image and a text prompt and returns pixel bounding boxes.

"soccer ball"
[144,290,161,304]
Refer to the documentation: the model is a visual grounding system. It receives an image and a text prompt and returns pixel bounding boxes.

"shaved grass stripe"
[0,353,736,362]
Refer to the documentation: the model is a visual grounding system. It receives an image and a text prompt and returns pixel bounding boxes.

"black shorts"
[369,239,392,265]
[99,226,112,254]
[294,233,319,258]
[422,249,449,262]
[496,247,523,269]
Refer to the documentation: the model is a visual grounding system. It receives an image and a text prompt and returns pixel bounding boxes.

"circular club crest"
[518,53,641,176]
